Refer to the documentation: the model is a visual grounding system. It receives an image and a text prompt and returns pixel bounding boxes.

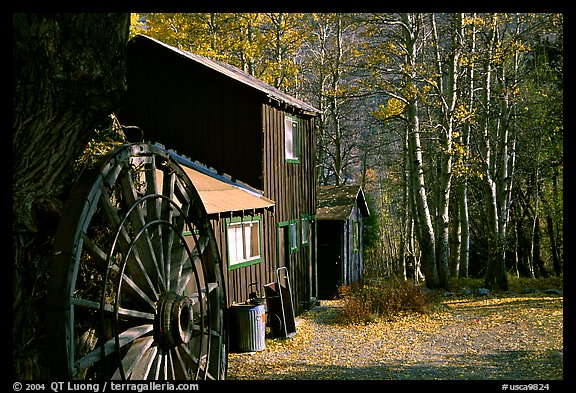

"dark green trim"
[278,219,299,253]
[183,229,200,237]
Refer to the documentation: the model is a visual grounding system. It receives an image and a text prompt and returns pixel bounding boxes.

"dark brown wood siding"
[209,104,317,314]
[261,104,317,314]
[119,38,264,189]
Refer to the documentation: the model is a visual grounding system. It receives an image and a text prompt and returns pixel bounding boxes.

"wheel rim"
[48,143,227,380]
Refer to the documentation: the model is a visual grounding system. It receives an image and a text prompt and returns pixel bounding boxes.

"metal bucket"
[230,304,266,352]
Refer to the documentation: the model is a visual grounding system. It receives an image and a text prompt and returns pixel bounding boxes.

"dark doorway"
[317,221,343,299]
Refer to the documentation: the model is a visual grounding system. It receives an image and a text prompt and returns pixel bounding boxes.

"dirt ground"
[226,293,563,382]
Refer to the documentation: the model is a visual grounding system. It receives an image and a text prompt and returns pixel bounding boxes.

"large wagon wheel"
[47,143,227,380]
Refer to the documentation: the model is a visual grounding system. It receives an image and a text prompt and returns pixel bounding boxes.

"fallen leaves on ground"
[226,293,563,380]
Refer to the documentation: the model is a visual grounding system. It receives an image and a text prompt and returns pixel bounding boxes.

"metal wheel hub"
[155,292,193,350]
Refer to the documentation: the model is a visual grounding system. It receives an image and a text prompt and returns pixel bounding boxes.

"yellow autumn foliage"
[373,97,406,122]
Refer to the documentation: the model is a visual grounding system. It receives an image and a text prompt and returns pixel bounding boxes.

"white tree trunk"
[402,13,439,288]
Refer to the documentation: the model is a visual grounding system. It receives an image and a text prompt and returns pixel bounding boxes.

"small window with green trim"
[226,216,262,270]
[284,115,300,163]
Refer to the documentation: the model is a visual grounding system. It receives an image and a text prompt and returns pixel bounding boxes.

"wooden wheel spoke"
[80,232,116,272]
[159,171,188,292]
[170,347,190,379]
[173,176,192,214]
[145,157,168,288]
[98,186,159,301]
[188,282,219,307]
[154,353,167,380]
[173,236,209,294]
[111,336,154,379]
[121,274,157,311]
[179,344,217,380]
[131,345,158,380]
[175,343,199,368]
[126,252,162,302]
[161,172,190,233]
[71,297,154,321]
[119,169,165,293]
[75,324,153,372]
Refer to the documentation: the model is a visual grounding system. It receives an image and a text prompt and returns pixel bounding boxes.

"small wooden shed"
[117,34,320,315]
[316,185,370,299]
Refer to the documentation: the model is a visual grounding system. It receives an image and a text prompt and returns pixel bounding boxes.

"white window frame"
[284,115,300,163]
[227,217,262,270]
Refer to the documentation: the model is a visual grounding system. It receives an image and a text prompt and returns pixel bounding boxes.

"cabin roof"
[168,151,275,217]
[131,34,320,116]
[316,185,370,220]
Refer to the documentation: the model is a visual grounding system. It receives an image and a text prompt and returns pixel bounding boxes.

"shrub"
[448,274,564,293]
[335,277,434,324]
[506,274,563,292]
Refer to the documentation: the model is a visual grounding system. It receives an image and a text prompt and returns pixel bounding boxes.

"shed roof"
[169,151,275,217]
[132,34,320,116]
[316,185,370,220]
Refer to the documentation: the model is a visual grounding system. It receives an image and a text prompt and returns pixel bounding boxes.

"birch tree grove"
[131,12,562,288]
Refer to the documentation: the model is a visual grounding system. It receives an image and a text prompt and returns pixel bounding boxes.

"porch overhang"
[171,152,276,218]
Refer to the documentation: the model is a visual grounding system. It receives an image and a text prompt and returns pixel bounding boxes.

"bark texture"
[13,13,130,379]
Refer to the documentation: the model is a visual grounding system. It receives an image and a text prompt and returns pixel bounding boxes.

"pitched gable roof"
[316,185,370,220]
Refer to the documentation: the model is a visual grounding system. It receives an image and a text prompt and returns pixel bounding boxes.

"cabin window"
[226,216,262,270]
[284,115,300,163]
[301,215,310,246]
[289,221,299,252]
[279,220,299,253]
[353,219,360,252]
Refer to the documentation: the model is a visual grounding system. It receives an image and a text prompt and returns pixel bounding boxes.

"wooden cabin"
[117,34,320,316]
[316,185,370,299]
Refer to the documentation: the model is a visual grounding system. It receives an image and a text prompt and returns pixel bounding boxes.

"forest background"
[131,13,563,290]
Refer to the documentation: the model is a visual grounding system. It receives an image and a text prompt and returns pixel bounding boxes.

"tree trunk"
[450,210,461,278]
[516,217,534,278]
[457,12,476,279]
[430,13,462,288]
[480,14,508,291]
[330,15,344,185]
[532,216,548,278]
[13,13,130,379]
[402,13,439,288]
[546,214,561,276]
[458,190,470,278]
